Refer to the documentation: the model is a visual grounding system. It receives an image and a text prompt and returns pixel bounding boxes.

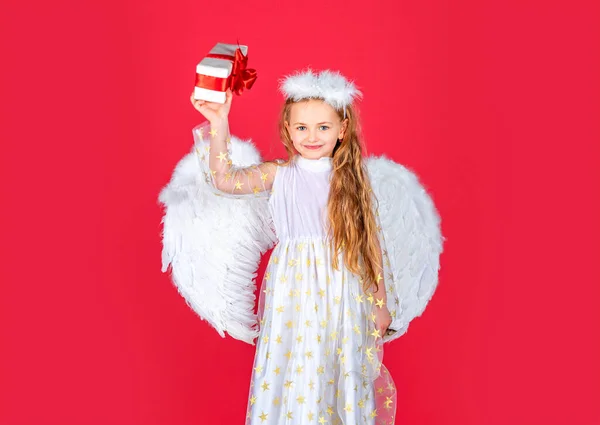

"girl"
[189,69,398,425]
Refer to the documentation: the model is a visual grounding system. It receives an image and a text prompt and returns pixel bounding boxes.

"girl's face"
[285,99,348,159]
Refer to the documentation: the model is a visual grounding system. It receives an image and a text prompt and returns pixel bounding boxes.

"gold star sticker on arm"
[234,180,243,190]
[375,298,385,308]
[260,172,268,182]
[209,128,218,137]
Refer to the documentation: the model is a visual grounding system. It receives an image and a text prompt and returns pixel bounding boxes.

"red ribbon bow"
[195,47,257,96]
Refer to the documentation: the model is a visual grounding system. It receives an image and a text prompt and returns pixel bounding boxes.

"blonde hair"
[277,98,382,294]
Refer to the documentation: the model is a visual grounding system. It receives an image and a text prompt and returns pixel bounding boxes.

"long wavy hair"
[276,98,383,294]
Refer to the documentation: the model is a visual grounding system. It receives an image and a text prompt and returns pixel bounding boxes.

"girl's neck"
[295,154,332,172]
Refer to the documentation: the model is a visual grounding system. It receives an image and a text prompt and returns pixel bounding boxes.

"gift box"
[194,43,257,104]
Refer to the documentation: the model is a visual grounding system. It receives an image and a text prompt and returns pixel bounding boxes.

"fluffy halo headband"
[279,69,362,118]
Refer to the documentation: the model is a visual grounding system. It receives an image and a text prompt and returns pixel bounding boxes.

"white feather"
[159,132,277,345]
[365,156,444,343]
[279,68,362,111]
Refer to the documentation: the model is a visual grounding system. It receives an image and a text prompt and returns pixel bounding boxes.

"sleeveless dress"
[245,154,397,425]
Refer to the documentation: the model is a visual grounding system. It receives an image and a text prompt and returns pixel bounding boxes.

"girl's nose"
[309,128,318,143]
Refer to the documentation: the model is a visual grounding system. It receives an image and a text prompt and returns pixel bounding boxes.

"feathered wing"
[366,156,444,344]
[159,124,278,345]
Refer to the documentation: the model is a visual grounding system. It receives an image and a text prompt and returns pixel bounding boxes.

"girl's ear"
[339,118,349,139]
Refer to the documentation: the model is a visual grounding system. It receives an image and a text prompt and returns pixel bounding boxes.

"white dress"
[245,155,397,425]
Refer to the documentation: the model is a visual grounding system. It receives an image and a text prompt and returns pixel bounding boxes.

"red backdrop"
[1,0,599,424]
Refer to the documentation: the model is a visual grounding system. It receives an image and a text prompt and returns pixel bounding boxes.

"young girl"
[190,69,397,425]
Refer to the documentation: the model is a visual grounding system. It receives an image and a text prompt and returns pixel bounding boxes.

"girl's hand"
[190,88,233,125]
[373,304,393,339]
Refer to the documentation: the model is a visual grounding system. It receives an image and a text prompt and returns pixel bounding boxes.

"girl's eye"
[319,126,330,131]
[297,126,306,131]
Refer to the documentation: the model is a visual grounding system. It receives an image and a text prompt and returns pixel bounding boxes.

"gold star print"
[209,128,218,137]
[295,303,301,312]
[273,366,281,375]
[234,180,244,190]
[344,403,353,413]
[318,416,327,424]
[250,394,257,405]
[316,365,325,375]
[284,380,294,388]
[217,151,228,162]
[264,271,271,280]
[353,324,361,335]
[308,411,315,421]
[296,395,305,404]
[384,396,394,409]
[295,272,303,281]
[306,257,311,267]
[369,409,378,418]
[370,312,377,323]
[316,257,322,266]
[254,365,263,373]
[305,320,312,327]
[334,296,341,304]
[284,350,293,359]
[295,335,303,343]
[272,256,279,264]
[365,347,374,359]
[318,288,326,298]
[224,172,232,182]
[253,186,260,194]
[273,396,280,406]
[288,258,298,267]
[261,380,270,391]
[371,328,381,339]
[314,303,319,313]
[262,335,269,344]
[276,305,284,313]
[376,273,383,283]
[375,298,385,308]
[326,405,334,415]
[286,411,293,420]
[275,334,282,344]
[204,145,210,153]
[295,364,304,374]
[260,171,268,182]
[197,128,204,138]
[316,334,322,343]
[297,242,305,251]
[266,351,271,360]
[280,276,288,284]
[355,294,364,303]
[367,293,374,304]
[259,411,268,423]
[285,321,293,329]
[308,380,315,390]
[342,336,349,344]
[305,350,313,359]
[305,288,312,296]
[377,387,385,394]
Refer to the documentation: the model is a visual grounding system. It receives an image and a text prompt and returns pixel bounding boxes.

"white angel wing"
[366,156,444,344]
[159,126,277,345]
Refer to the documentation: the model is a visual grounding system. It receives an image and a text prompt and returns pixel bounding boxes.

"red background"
[1,0,599,424]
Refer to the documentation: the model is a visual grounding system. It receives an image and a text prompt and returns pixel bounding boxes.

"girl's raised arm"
[191,90,278,197]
